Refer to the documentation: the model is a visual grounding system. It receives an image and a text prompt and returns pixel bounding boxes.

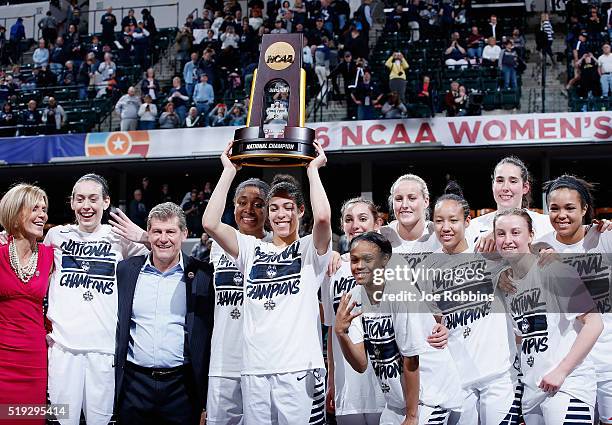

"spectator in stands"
[100,7,117,45]
[499,40,518,89]
[184,53,201,96]
[36,66,57,88]
[381,91,407,119]
[77,54,94,99]
[176,27,194,70]
[586,6,603,42]
[599,43,612,97]
[193,73,215,120]
[128,189,148,228]
[354,0,373,35]
[343,24,368,61]
[483,14,503,41]
[61,60,76,86]
[183,189,204,237]
[482,37,501,67]
[158,183,174,203]
[98,52,116,82]
[445,32,468,68]
[444,80,461,116]
[539,13,555,66]
[9,18,26,64]
[49,37,67,80]
[385,51,409,103]
[568,32,588,89]
[208,103,227,126]
[39,11,58,46]
[169,76,189,125]
[41,97,66,133]
[466,26,484,60]
[226,104,246,126]
[159,102,180,129]
[141,9,157,36]
[0,25,8,66]
[0,103,16,129]
[137,71,157,103]
[63,25,81,63]
[122,9,137,29]
[137,94,157,130]
[116,86,141,131]
[330,51,357,117]
[415,74,434,114]
[185,107,203,128]
[21,100,41,128]
[191,232,212,263]
[351,70,381,120]
[576,52,600,99]
[132,22,150,69]
[315,37,331,95]
[87,36,103,61]
[33,39,50,68]
[511,28,526,60]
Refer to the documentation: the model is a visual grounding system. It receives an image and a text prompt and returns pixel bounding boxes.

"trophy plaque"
[230,33,316,167]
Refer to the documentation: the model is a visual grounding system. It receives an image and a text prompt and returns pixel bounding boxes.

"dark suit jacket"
[115,254,215,410]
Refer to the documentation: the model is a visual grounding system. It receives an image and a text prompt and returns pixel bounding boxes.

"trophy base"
[231,126,316,168]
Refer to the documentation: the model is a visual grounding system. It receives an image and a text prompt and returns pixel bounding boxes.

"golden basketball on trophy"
[230,33,316,167]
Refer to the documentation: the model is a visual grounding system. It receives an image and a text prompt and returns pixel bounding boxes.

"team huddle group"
[0,140,610,425]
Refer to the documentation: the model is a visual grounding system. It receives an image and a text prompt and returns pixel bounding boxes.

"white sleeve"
[321,275,334,327]
[348,312,364,344]
[235,230,256,274]
[547,263,597,321]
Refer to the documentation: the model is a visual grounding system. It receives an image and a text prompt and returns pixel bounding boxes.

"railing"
[307,77,333,123]
[0,15,37,39]
[85,3,179,34]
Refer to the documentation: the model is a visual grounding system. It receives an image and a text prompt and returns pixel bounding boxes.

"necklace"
[8,239,39,283]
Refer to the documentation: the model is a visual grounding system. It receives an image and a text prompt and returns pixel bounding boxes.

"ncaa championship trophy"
[230,33,316,167]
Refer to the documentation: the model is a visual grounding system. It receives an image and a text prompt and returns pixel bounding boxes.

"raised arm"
[334,293,368,373]
[307,141,332,255]
[202,142,241,259]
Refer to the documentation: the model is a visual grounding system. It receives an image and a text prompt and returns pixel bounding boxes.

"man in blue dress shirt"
[115,202,214,425]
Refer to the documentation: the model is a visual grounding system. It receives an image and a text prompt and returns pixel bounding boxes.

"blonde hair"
[0,184,48,236]
[388,174,430,219]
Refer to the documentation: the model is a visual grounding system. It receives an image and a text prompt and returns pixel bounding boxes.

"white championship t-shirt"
[208,234,272,378]
[503,261,597,412]
[321,259,385,415]
[415,249,515,388]
[347,280,462,411]
[467,210,554,247]
[380,220,441,257]
[538,227,612,381]
[45,224,148,353]
[235,231,331,375]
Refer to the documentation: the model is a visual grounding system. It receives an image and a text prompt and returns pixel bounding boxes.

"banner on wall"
[0,112,611,165]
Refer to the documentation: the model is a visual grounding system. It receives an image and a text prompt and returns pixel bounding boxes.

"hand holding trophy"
[230,33,316,167]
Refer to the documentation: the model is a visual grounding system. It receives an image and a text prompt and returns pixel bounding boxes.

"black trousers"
[118,363,201,425]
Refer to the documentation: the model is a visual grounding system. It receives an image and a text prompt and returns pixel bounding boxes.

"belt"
[126,361,188,379]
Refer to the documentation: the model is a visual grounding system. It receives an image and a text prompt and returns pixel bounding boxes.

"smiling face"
[342,202,379,242]
[495,214,533,256]
[492,163,529,210]
[268,195,303,239]
[392,180,429,229]
[148,216,187,266]
[547,188,586,240]
[434,199,469,253]
[71,180,110,233]
[21,198,48,240]
[350,240,389,286]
